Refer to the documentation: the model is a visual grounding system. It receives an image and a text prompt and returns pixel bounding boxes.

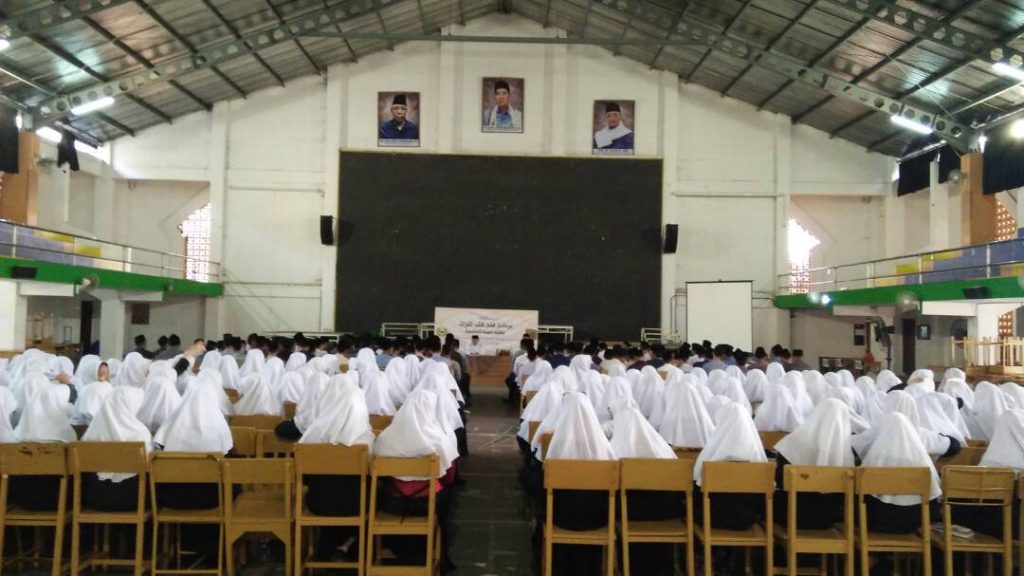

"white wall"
[124,297,206,353]
[103,13,895,341]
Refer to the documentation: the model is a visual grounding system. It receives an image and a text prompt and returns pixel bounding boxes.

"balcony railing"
[0,220,221,283]
[777,236,1024,296]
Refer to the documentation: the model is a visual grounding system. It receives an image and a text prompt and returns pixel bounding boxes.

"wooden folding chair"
[619,458,694,576]
[934,446,986,472]
[856,467,933,576]
[0,443,70,576]
[965,439,988,448]
[224,458,293,576]
[543,459,619,576]
[257,430,296,458]
[229,427,258,458]
[774,466,855,576]
[369,415,393,435]
[283,402,297,421]
[294,444,369,575]
[695,461,775,576]
[520,390,537,413]
[759,431,788,451]
[934,466,1014,576]
[229,415,284,431]
[150,452,225,575]
[69,442,150,575]
[225,389,241,404]
[540,432,553,460]
[366,454,441,576]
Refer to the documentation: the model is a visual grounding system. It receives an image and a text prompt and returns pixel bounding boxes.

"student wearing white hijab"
[693,402,767,530]
[357,357,397,416]
[136,372,181,433]
[384,355,414,406]
[521,360,553,393]
[116,352,150,388]
[1001,382,1024,409]
[198,350,222,374]
[765,362,786,384]
[980,409,1024,470]
[876,370,902,392]
[658,377,715,449]
[284,351,307,372]
[610,401,674,459]
[79,387,151,509]
[519,377,569,450]
[633,366,665,421]
[717,376,753,416]
[239,349,266,379]
[578,369,606,412]
[904,369,936,398]
[852,390,957,458]
[154,384,232,454]
[596,376,634,424]
[743,369,768,404]
[825,386,872,433]
[970,381,1008,440]
[233,374,282,416]
[274,371,332,441]
[802,370,827,406]
[72,361,113,425]
[917,392,967,445]
[781,371,814,417]
[773,398,854,530]
[859,412,941,535]
[277,371,305,405]
[9,385,76,511]
[219,354,241,391]
[73,355,102,392]
[754,383,804,432]
[941,367,966,388]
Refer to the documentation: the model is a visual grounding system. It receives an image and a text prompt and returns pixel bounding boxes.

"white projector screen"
[686,281,753,351]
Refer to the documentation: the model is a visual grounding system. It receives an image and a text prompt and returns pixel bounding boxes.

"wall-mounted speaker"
[963,286,990,299]
[663,224,678,254]
[10,266,36,279]
[320,215,335,246]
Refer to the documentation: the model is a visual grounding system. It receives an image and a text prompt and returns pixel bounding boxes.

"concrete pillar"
[320,63,346,331]
[437,25,462,153]
[884,189,906,258]
[96,294,126,358]
[773,114,793,348]
[928,158,950,250]
[961,153,997,245]
[0,280,28,352]
[205,102,229,336]
[658,70,679,334]
[544,29,568,156]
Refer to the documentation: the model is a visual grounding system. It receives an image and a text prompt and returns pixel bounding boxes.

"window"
[996,200,1017,336]
[788,218,821,294]
[179,203,211,282]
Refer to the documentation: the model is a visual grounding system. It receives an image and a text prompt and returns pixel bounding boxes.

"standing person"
[156,335,181,360]
[131,335,155,360]
[450,339,470,406]
[787,349,811,372]
[154,336,168,359]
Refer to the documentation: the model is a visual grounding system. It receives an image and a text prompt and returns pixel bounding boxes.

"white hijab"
[980,409,1024,470]
[116,352,149,388]
[633,366,665,421]
[360,362,397,416]
[72,378,113,425]
[15,385,76,443]
[73,355,102,391]
[187,370,232,416]
[754,382,804,432]
[136,372,182,433]
[694,402,767,486]
[579,369,606,412]
[233,374,282,416]
[610,402,674,459]
[299,378,374,448]
[294,372,330,433]
[219,355,241,391]
[569,355,594,388]
[972,381,1009,440]
[545,391,616,461]
[153,384,233,454]
[717,376,752,415]
[522,361,553,393]
[765,362,786,384]
[0,391,18,443]
[278,372,305,404]
[199,350,222,373]
[375,389,454,478]
[876,370,902,392]
[82,387,151,482]
[775,398,853,466]
[943,378,974,410]
[658,377,715,449]
[744,369,768,403]
[860,412,941,505]
[1001,382,1024,409]
[917,392,966,444]
[596,376,634,423]
[781,371,814,417]
[285,352,307,372]
[384,356,414,405]
[239,349,266,378]
[803,370,827,406]
[519,376,569,441]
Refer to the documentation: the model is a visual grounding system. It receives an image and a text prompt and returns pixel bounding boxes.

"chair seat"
[367,565,438,576]
[695,523,770,545]
[623,519,688,540]
[550,524,613,544]
[154,506,222,523]
[230,494,287,522]
[856,531,926,552]
[932,529,1008,552]
[773,524,850,553]
[77,509,150,524]
[4,506,70,524]
[372,511,432,535]
[298,506,362,526]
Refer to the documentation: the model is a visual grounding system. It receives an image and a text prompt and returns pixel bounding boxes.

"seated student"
[233,373,281,416]
[374,388,458,570]
[275,372,333,441]
[80,387,152,511]
[298,376,374,561]
[72,362,113,425]
[10,385,77,510]
[658,374,714,449]
[693,402,768,531]
[963,409,1024,539]
[353,348,397,416]
[754,382,804,432]
[773,398,853,530]
[137,371,182,433]
[852,390,960,459]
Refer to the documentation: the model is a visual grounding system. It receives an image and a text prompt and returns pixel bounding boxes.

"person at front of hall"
[379,93,419,141]
[592,102,634,151]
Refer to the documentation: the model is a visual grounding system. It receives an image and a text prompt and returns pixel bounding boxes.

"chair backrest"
[282,401,297,421]
[150,452,224,484]
[223,458,293,520]
[935,446,986,470]
[523,390,537,408]
[544,459,619,491]
[856,467,931,500]
[0,443,67,476]
[229,414,282,430]
[941,465,1014,505]
[965,438,988,448]
[224,388,240,404]
[783,465,854,495]
[701,461,775,494]
[294,443,369,476]
[527,421,541,443]
[540,432,553,459]
[257,430,295,457]
[369,414,393,433]
[229,426,258,457]
[759,431,787,450]
[672,446,701,460]
[620,458,692,492]
[372,454,438,479]
[70,441,147,475]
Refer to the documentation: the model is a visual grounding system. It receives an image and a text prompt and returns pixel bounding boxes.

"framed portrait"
[378,91,420,148]
[482,78,524,133]
[592,100,635,156]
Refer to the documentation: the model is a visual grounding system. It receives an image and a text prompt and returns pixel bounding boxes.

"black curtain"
[897,145,961,196]
[983,126,1024,194]
[0,107,18,173]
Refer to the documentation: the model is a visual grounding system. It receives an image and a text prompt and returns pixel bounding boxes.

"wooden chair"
[69,442,150,575]
[672,446,702,460]
[150,452,225,575]
[540,432,553,460]
[619,458,694,576]
[855,467,933,576]
[229,415,283,431]
[934,466,1014,576]
[965,439,988,448]
[283,402,297,421]
[294,443,369,575]
[543,459,619,576]
[366,454,441,575]
[775,465,855,576]
[527,421,541,444]
[520,390,537,413]
[224,389,240,404]
[223,458,293,576]
[759,431,788,451]
[369,415,393,434]
[695,461,775,576]
[229,427,258,458]
[934,446,986,472]
[257,430,296,458]
[0,443,70,576]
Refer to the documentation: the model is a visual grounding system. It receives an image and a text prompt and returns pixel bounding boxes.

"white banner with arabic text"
[434,307,539,354]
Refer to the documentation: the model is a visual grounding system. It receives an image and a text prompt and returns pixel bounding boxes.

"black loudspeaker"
[319,215,335,246]
[963,286,990,299]
[11,266,37,279]
[663,224,678,254]
[0,107,18,174]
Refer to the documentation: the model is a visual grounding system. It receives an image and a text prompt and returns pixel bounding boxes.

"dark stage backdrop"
[336,152,663,339]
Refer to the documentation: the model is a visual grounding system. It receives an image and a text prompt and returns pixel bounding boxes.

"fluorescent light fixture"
[70,96,114,116]
[14,113,22,130]
[978,134,988,152]
[1012,119,1024,139]
[890,114,933,135]
[993,62,1024,83]
[36,127,62,143]
[820,294,832,306]
[0,38,9,51]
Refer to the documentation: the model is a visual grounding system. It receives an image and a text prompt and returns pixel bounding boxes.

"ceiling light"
[890,114,933,135]
[820,294,832,306]
[978,134,988,152]
[70,96,114,116]
[36,127,62,143]
[993,62,1024,83]
[1012,119,1024,139]
[0,38,9,51]
[14,113,22,130]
